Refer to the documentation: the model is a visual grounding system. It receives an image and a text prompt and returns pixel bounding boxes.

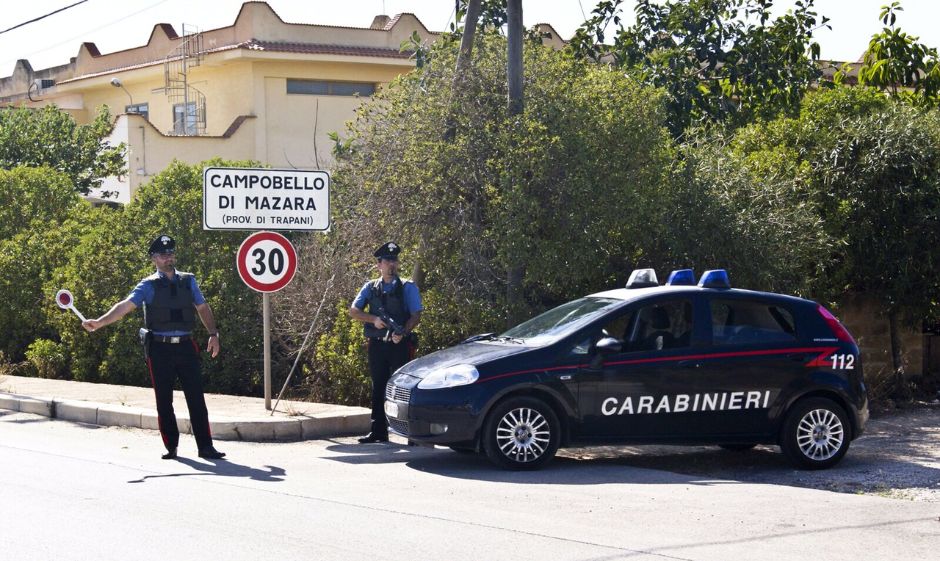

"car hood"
[397,342,530,379]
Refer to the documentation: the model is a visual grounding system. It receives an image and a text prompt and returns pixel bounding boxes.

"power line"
[0,0,89,36]
[0,0,171,71]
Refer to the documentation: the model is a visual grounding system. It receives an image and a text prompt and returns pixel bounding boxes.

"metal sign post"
[263,293,272,409]
[236,231,298,410]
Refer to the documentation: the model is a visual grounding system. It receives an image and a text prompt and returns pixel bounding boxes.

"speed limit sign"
[236,231,297,293]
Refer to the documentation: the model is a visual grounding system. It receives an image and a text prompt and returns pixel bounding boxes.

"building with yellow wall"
[0,2,445,203]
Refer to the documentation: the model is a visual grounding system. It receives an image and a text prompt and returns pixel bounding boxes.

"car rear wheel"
[482,396,560,470]
[781,397,851,470]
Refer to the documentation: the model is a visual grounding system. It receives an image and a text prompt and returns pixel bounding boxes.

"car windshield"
[500,297,623,346]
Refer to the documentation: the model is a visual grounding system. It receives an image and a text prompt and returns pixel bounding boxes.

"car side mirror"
[595,337,622,355]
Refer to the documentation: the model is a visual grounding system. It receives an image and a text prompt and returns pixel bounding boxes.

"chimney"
[370,15,390,29]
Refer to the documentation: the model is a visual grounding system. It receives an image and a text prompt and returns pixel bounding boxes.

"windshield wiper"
[492,335,526,344]
[461,333,496,344]
[461,333,525,344]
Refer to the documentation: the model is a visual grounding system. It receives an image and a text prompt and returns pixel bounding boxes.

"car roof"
[588,285,814,307]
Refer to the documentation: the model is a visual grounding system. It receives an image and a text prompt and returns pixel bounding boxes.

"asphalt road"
[1,409,937,561]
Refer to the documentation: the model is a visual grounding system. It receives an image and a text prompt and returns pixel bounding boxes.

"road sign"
[236,231,298,293]
[203,167,330,231]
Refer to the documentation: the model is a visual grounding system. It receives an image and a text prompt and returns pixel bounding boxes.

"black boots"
[198,447,227,459]
[161,446,226,459]
[357,432,389,443]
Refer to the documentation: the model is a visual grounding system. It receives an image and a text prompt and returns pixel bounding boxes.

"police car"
[384,269,868,470]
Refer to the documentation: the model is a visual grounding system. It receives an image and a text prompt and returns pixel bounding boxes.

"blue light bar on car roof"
[698,269,731,289]
[666,269,695,286]
[626,268,659,289]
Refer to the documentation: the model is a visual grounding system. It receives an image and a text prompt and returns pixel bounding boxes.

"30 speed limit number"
[236,231,297,293]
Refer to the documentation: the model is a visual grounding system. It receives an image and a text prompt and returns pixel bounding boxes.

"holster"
[138,328,152,360]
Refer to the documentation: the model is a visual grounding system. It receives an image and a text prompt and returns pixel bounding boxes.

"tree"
[724,87,940,395]
[321,33,672,344]
[0,167,88,360]
[660,131,832,296]
[571,0,828,136]
[853,1,940,106]
[0,105,125,194]
[0,166,82,241]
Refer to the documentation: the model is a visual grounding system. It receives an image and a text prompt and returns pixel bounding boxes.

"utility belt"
[151,334,192,344]
[139,328,192,360]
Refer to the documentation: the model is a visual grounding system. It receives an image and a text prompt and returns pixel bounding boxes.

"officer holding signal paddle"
[82,235,226,461]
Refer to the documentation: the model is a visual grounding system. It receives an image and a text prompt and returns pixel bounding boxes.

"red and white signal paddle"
[55,289,87,322]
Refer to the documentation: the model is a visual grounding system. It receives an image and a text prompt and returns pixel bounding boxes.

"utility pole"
[506,0,525,325]
[415,0,484,288]
[507,0,523,116]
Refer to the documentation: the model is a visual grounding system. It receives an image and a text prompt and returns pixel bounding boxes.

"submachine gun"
[377,307,406,342]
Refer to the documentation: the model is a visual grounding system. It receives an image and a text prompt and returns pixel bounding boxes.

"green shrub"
[25,338,67,379]
[308,301,370,406]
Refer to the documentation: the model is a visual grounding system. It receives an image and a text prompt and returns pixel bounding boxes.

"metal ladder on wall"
[162,24,206,136]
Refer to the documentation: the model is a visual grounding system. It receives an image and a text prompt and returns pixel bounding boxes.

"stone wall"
[836,294,925,393]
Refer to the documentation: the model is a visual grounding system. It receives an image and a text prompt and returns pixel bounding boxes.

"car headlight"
[417,364,479,389]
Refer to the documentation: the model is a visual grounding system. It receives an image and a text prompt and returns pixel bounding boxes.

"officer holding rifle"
[349,242,423,443]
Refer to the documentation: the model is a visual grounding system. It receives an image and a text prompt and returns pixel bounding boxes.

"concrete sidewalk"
[0,374,370,441]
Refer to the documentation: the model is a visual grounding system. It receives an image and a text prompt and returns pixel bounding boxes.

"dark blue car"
[385,269,868,470]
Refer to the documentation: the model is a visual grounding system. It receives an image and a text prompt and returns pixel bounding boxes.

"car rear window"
[710,299,796,345]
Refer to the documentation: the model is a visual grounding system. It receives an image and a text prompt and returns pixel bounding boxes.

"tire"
[482,396,560,470]
[719,443,757,452]
[780,397,851,470]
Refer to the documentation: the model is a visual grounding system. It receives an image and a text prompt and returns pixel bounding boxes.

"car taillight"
[817,305,856,345]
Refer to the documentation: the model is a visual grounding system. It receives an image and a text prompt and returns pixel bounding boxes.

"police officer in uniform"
[350,242,423,443]
[82,235,226,460]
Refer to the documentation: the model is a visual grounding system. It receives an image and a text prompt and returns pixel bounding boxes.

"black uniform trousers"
[367,338,411,435]
[145,339,214,451]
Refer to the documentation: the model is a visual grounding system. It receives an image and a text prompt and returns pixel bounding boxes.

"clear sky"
[2,0,939,77]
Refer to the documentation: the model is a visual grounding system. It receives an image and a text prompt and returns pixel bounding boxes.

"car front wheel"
[482,396,560,470]
[781,397,851,470]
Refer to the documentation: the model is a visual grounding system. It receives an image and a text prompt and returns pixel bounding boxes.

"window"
[125,103,149,119]
[592,300,694,353]
[618,300,694,352]
[710,299,796,345]
[286,79,376,97]
[173,102,199,135]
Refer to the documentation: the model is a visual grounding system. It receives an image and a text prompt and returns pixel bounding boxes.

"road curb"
[0,392,369,441]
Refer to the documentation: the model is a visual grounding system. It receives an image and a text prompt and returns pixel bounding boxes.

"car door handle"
[677,360,701,369]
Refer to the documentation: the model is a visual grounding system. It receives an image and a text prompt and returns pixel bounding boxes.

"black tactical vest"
[143,272,197,332]
[363,277,411,339]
